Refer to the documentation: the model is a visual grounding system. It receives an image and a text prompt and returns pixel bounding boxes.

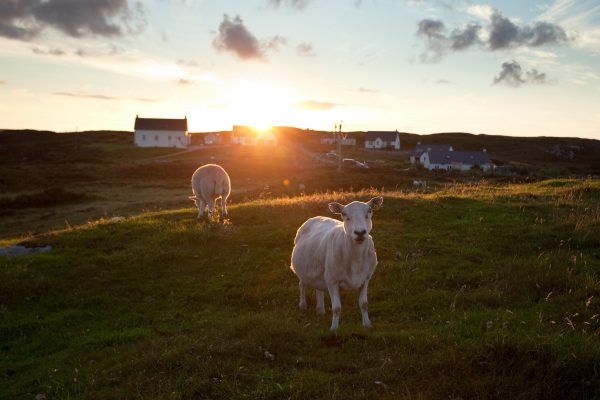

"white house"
[134,116,189,148]
[365,131,400,150]
[231,125,278,146]
[203,132,222,145]
[420,149,492,172]
[320,133,356,146]
[410,143,453,164]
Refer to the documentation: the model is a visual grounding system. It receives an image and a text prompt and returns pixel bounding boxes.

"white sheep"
[413,180,427,188]
[189,164,231,219]
[290,197,383,330]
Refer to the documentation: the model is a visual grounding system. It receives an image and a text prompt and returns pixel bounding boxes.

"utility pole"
[336,121,343,172]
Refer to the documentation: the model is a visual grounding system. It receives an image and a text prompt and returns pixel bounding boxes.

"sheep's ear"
[328,202,344,214]
[188,196,197,202]
[367,196,383,210]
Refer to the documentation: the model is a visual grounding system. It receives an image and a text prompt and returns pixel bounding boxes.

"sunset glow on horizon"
[0,0,598,138]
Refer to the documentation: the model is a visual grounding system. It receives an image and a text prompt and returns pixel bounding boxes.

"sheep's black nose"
[354,230,367,236]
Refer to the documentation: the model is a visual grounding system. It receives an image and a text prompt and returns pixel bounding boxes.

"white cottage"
[410,143,453,164]
[365,131,400,150]
[231,125,277,146]
[134,116,189,149]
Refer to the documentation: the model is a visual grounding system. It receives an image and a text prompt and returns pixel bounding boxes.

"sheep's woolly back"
[191,164,231,201]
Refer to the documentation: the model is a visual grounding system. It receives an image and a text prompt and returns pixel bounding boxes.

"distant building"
[420,149,492,172]
[231,125,278,146]
[410,143,453,164]
[320,133,356,146]
[134,116,189,148]
[365,131,400,150]
[203,132,222,145]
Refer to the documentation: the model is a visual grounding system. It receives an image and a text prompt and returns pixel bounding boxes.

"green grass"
[1,180,600,399]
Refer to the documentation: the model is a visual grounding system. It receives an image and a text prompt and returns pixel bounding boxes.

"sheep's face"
[329,197,383,244]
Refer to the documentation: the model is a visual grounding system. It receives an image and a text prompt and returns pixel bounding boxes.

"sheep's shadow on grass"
[320,331,369,348]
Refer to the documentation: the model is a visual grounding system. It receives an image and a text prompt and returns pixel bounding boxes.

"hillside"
[1,180,599,398]
[397,131,600,173]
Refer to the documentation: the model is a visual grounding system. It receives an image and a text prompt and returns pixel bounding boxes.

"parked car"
[324,152,340,161]
[342,158,369,169]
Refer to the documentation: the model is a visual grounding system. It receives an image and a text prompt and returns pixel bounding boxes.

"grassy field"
[0,130,444,241]
[1,178,599,399]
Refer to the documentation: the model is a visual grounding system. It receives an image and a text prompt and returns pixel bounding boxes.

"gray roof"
[134,117,187,131]
[365,131,398,141]
[427,150,490,165]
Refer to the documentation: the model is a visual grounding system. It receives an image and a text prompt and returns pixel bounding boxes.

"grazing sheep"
[413,180,427,188]
[189,164,231,219]
[290,197,383,330]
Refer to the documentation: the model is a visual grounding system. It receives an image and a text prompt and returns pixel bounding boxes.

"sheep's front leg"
[207,199,216,218]
[315,290,325,315]
[358,281,372,328]
[327,283,341,331]
[197,200,206,219]
[298,281,307,310]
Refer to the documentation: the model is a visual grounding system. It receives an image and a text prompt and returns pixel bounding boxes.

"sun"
[225,81,294,129]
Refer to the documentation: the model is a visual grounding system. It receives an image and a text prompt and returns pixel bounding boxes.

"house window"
[155,135,158,141]
[168,136,172,141]
[142,135,146,141]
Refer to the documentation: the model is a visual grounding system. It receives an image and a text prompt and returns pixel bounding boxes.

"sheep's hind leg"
[220,196,228,218]
[197,200,206,219]
[315,290,325,315]
[298,281,307,310]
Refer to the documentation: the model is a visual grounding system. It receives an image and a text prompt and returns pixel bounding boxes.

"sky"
[0,0,599,138]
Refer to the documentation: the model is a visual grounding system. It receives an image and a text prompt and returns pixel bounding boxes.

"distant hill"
[2,128,599,174]
[397,132,600,174]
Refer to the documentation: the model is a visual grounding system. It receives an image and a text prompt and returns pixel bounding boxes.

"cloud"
[177,59,200,69]
[176,78,195,85]
[450,23,482,50]
[416,19,447,62]
[466,4,495,20]
[416,8,569,62]
[0,0,145,41]
[74,44,123,57]
[489,11,568,50]
[492,60,549,87]
[526,69,548,84]
[263,35,287,52]
[266,0,313,10]
[435,79,452,84]
[0,80,5,85]
[212,14,286,60]
[32,46,66,56]
[297,42,316,57]
[295,100,341,110]
[538,0,600,52]
[53,91,155,102]
[354,87,380,93]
